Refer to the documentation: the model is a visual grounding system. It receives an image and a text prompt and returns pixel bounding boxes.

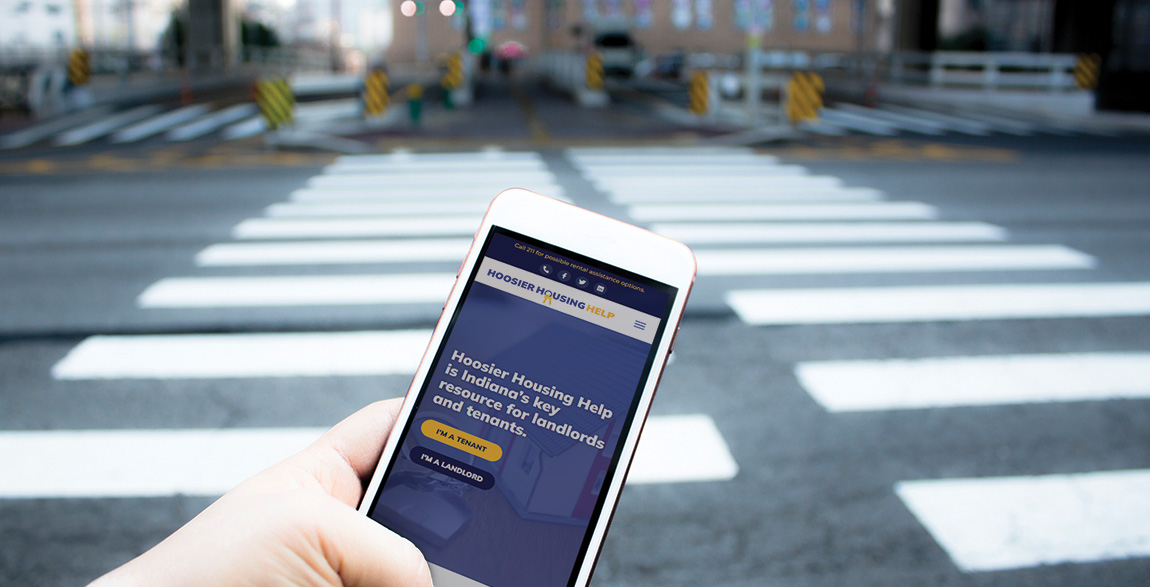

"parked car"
[593,30,639,77]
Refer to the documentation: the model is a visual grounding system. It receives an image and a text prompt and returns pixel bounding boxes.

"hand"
[91,400,432,587]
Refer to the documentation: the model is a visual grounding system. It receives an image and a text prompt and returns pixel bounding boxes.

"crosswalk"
[567,145,1150,574]
[1,95,1126,151]
[7,145,1147,579]
[0,100,322,149]
[10,148,740,506]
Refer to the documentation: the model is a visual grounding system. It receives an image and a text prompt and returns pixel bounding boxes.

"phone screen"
[365,227,677,587]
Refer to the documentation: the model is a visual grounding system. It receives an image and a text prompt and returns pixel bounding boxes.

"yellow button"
[421,419,503,462]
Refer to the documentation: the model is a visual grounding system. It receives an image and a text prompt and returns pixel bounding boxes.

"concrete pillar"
[187,0,238,72]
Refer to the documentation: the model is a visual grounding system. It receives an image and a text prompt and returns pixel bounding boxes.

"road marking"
[695,245,1093,275]
[629,202,937,222]
[111,104,211,143]
[605,185,882,203]
[233,217,479,239]
[570,155,780,169]
[948,110,1038,136]
[51,330,431,379]
[0,106,113,149]
[727,282,1150,325]
[0,415,736,498]
[577,164,810,177]
[567,146,754,156]
[593,175,845,191]
[196,239,471,266]
[327,159,547,175]
[879,105,993,136]
[795,353,1150,412]
[289,186,567,201]
[817,108,900,136]
[54,105,163,146]
[167,104,259,141]
[222,115,267,140]
[137,274,455,308]
[654,222,1005,244]
[265,201,492,218]
[335,150,540,165]
[833,104,947,136]
[628,414,739,484]
[307,170,557,188]
[896,470,1150,572]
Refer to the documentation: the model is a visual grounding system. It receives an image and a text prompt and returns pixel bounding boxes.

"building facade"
[386,0,869,65]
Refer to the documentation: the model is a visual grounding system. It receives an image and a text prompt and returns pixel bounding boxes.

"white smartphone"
[359,188,695,587]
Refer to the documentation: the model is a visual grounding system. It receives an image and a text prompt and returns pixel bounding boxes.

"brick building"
[386,0,867,65]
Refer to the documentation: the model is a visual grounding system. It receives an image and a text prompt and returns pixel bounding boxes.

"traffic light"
[399,1,425,17]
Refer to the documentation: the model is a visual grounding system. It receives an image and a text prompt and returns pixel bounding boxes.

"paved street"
[2,83,1150,586]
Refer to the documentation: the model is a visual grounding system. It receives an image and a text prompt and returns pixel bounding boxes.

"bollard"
[786,71,824,124]
[364,69,389,117]
[256,77,294,129]
[441,52,463,110]
[407,84,424,125]
[68,49,90,87]
[586,52,604,91]
[1074,54,1101,90]
[688,71,709,116]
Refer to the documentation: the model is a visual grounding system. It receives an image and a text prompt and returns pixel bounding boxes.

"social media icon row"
[540,264,606,294]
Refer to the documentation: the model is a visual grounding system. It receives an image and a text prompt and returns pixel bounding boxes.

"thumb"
[319,499,434,587]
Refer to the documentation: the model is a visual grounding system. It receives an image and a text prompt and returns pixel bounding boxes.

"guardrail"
[890,51,1080,92]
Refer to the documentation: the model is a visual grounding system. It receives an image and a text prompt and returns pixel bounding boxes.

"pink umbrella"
[494,41,529,60]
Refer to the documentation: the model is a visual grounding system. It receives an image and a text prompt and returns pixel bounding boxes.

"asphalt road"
[2,85,1150,586]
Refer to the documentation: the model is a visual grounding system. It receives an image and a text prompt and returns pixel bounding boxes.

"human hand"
[90,400,432,587]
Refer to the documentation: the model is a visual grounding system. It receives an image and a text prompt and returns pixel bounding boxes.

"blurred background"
[2,1,1149,585]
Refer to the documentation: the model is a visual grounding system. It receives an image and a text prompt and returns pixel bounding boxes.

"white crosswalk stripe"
[629,202,938,222]
[795,353,1150,412]
[196,238,472,266]
[0,414,736,498]
[567,145,1147,574]
[137,274,458,307]
[167,103,259,141]
[54,105,163,146]
[232,216,480,239]
[52,330,433,379]
[653,221,1007,244]
[111,105,211,143]
[696,245,1093,276]
[896,470,1150,572]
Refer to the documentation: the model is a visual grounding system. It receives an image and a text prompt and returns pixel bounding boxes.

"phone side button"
[668,326,681,354]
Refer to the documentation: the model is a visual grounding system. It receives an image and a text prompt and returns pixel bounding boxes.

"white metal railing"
[890,51,1080,91]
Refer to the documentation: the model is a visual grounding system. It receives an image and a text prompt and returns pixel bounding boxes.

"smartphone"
[359,188,696,587]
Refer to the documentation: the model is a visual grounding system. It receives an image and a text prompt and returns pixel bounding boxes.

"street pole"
[330,0,342,71]
[417,9,429,65]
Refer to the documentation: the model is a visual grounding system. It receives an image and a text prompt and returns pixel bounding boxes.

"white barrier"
[890,52,1081,92]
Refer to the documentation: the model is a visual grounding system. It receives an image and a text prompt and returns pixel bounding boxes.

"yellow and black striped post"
[786,71,824,123]
[256,77,294,129]
[68,49,91,86]
[1074,54,1102,90]
[688,71,709,116]
[586,52,604,90]
[364,69,389,117]
[441,53,463,90]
